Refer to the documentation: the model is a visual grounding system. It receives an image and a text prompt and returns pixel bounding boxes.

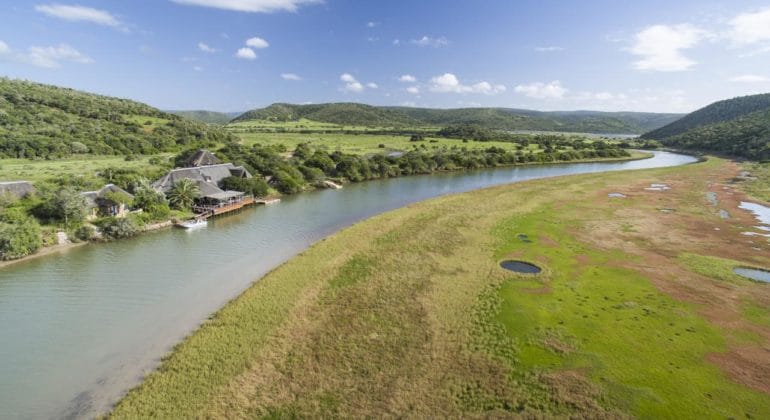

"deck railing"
[192,195,255,214]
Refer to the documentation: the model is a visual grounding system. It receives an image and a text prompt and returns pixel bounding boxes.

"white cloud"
[428,73,506,95]
[392,39,400,46]
[729,74,769,83]
[193,65,203,71]
[281,72,302,81]
[398,74,416,83]
[340,73,373,93]
[245,37,269,49]
[727,8,770,45]
[198,42,216,53]
[0,40,9,55]
[410,36,449,48]
[406,86,420,94]
[35,4,123,28]
[366,21,378,28]
[629,24,707,71]
[401,101,417,107]
[514,80,567,99]
[24,44,94,68]
[169,0,321,13]
[534,46,563,52]
[235,47,257,60]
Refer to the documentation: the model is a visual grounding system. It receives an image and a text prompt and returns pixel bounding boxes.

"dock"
[193,197,281,219]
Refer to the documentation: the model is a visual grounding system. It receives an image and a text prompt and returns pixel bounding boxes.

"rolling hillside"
[166,110,241,125]
[232,103,682,134]
[641,93,770,160]
[642,93,770,139]
[0,78,235,158]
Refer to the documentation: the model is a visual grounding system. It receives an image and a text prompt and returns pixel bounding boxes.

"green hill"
[642,93,770,139]
[166,110,240,125]
[641,93,770,160]
[233,103,682,134]
[0,78,235,159]
[657,108,770,160]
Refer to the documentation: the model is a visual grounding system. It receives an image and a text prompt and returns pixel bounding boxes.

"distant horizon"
[2,1,770,113]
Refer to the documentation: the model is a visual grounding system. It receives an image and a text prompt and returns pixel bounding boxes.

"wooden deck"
[194,196,257,219]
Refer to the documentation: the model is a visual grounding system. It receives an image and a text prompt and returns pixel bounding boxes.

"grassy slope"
[111,158,770,418]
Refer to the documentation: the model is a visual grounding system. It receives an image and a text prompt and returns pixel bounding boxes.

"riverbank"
[0,151,651,269]
[111,156,770,418]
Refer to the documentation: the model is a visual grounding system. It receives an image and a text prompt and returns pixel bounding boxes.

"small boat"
[177,219,208,229]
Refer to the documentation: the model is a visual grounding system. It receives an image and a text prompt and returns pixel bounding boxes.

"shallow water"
[0,151,696,419]
[500,260,542,274]
[734,267,770,283]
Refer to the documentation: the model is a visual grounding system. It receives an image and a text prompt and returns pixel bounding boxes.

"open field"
[111,157,770,418]
[0,155,172,183]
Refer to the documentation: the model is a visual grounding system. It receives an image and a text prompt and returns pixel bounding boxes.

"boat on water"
[177,219,208,229]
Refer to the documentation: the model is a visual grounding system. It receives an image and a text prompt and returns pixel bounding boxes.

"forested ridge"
[0,78,235,158]
[641,93,770,160]
[233,102,682,134]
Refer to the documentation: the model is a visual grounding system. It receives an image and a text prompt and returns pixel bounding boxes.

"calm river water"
[0,151,697,419]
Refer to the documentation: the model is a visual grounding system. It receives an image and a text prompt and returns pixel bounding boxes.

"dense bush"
[220,176,269,197]
[97,217,139,240]
[0,209,42,260]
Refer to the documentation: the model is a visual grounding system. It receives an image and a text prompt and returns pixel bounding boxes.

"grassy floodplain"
[111,157,770,418]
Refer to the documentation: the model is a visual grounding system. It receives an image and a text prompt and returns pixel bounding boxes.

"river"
[0,151,697,419]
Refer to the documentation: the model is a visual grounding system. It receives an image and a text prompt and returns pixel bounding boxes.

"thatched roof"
[0,181,35,198]
[185,150,221,167]
[80,184,133,208]
[152,163,252,192]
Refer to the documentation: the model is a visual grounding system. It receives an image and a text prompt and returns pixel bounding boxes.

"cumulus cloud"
[235,47,257,60]
[169,0,321,13]
[35,4,124,28]
[398,74,416,83]
[534,46,564,52]
[340,73,363,92]
[729,74,769,83]
[339,73,378,93]
[24,44,94,68]
[406,86,420,94]
[392,39,400,46]
[410,36,449,48]
[198,42,216,53]
[428,73,506,94]
[0,40,9,55]
[514,80,567,99]
[193,65,203,71]
[246,37,269,49]
[628,24,707,71]
[727,7,770,45]
[281,72,301,81]
[366,21,378,28]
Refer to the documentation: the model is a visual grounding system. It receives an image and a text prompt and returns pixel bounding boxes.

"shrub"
[98,217,139,240]
[0,210,42,260]
[73,225,96,242]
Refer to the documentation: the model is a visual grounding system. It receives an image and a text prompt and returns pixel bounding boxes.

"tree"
[167,179,200,210]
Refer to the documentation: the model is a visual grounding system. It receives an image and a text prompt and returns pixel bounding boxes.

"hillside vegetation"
[641,93,770,160]
[643,93,770,139]
[233,103,682,134]
[166,110,238,125]
[0,78,235,158]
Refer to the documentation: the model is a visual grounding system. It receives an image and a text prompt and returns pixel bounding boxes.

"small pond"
[734,267,770,283]
[500,260,542,274]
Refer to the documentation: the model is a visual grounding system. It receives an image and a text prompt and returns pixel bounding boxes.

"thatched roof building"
[152,163,252,194]
[184,149,221,167]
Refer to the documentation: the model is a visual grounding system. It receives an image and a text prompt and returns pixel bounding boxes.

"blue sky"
[1,0,770,113]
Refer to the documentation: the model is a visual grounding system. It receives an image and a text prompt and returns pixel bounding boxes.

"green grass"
[740,162,770,202]
[491,210,766,418]
[110,158,770,418]
[0,155,171,183]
